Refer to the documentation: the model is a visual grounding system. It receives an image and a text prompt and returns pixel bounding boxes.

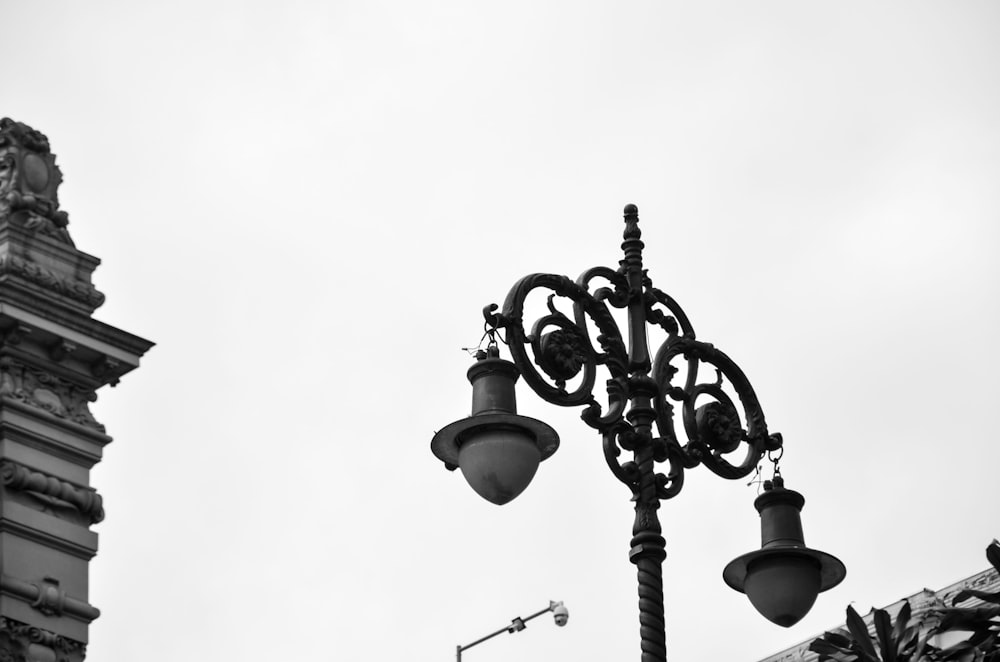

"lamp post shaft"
[620,204,668,660]
[626,376,668,661]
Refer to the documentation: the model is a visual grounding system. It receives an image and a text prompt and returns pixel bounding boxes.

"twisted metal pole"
[623,377,668,661]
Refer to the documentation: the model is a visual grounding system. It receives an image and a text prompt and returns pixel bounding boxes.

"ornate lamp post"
[432,204,845,662]
[456,600,568,661]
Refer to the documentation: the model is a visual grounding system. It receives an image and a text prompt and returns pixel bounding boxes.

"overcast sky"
[3,1,999,661]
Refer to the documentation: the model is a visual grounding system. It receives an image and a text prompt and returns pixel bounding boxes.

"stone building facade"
[0,118,153,661]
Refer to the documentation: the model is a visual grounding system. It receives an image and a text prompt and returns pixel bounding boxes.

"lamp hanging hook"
[462,304,511,357]
[767,447,783,480]
[481,304,508,348]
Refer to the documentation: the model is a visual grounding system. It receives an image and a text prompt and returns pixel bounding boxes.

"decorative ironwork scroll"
[485,205,783,502]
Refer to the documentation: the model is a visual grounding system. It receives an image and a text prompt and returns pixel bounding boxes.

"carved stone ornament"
[0,358,104,432]
[0,256,104,310]
[0,254,104,308]
[0,575,99,625]
[87,357,119,386]
[0,616,85,662]
[0,460,104,524]
[0,119,72,246]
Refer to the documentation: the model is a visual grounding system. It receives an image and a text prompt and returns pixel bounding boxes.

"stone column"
[0,118,153,661]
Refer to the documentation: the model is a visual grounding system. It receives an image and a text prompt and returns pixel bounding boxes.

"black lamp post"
[432,204,845,662]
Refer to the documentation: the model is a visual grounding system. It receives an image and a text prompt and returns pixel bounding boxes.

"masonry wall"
[0,118,153,661]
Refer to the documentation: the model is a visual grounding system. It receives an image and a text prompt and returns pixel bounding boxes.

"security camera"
[551,601,569,627]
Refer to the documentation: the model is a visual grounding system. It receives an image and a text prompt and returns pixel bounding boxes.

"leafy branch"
[810,541,1000,662]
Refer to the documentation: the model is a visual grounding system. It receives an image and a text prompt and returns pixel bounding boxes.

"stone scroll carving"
[0,461,104,524]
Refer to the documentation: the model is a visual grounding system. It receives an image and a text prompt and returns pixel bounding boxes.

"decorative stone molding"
[947,566,1000,596]
[0,616,86,662]
[0,359,104,432]
[0,325,30,347]
[46,342,76,364]
[87,357,119,386]
[0,461,103,524]
[0,517,97,562]
[0,576,99,622]
[0,119,73,247]
[0,256,104,310]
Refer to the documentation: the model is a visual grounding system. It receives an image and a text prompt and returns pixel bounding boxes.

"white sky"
[3,1,999,660]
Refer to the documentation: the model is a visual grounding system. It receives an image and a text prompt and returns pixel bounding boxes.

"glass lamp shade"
[431,349,559,505]
[743,554,822,627]
[457,426,542,505]
[724,477,845,628]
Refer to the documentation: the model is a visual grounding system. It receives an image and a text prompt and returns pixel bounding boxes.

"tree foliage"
[809,541,1000,662]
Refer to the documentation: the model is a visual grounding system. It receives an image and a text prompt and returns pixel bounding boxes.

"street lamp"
[456,600,568,661]
[432,204,845,661]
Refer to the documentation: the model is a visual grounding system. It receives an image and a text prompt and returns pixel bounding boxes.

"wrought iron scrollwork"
[650,335,783,484]
[484,206,783,502]
[485,271,627,416]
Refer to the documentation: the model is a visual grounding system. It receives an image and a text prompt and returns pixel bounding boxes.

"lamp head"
[431,348,559,505]
[723,477,846,627]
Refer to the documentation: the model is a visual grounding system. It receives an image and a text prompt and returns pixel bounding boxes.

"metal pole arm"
[456,603,559,660]
[457,625,508,659]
